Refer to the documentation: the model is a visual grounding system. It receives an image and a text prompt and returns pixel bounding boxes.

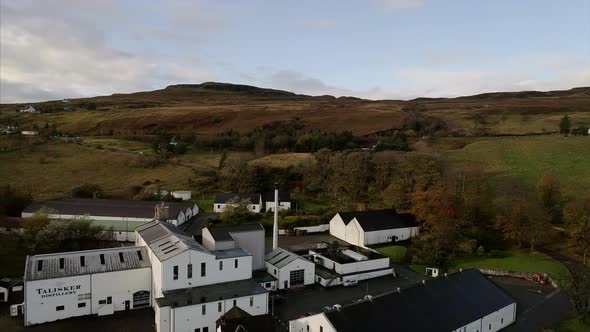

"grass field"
[83,138,153,155]
[452,251,571,286]
[557,316,590,332]
[376,245,408,263]
[446,136,590,198]
[0,140,197,200]
[249,153,311,168]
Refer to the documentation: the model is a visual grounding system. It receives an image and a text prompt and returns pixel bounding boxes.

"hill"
[1,83,589,137]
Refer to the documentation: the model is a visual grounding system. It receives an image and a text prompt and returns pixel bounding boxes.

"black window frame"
[201,262,206,277]
[56,305,65,311]
[188,264,193,279]
[78,302,86,308]
[173,265,179,280]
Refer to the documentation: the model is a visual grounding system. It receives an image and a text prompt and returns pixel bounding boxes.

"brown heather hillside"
[1,83,589,137]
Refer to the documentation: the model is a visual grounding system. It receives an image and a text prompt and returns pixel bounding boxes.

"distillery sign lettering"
[36,285,81,298]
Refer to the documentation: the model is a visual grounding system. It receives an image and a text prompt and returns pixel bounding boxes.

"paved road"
[492,276,575,332]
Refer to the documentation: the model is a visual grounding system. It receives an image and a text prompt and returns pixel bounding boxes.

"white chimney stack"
[273,184,279,250]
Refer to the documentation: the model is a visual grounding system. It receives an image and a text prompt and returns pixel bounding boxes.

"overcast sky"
[1,0,589,103]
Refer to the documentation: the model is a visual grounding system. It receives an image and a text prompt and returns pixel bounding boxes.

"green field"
[376,245,408,263]
[446,136,590,198]
[83,137,154,155]
[452,251,571,286]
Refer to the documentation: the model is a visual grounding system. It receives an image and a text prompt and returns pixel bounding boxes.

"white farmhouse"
[214,193,262,213]
[263,191,291,212]
[19,105,40,113]
[329,209,419,247]
[22,198,199,241]
[265,248,315,290]
[202,224,266,270]
[290,269,516,332]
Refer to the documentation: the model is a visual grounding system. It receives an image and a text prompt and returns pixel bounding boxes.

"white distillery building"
[263,191,291,212]
[23,246,152,326]
[22,220,269,331]
[290,269,516,332]
[310,245,394,287]
[202,224,266,270]
[329,209,419,247]
[214,193,263,213]
[265,248,315,290]
[22,198,199,241]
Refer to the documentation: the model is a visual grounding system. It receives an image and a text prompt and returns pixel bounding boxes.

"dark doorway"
[0,292,4,301]
[283,280,288,289]
[290,269,305,286]
[133,290,150,308]
[125,300,130,310]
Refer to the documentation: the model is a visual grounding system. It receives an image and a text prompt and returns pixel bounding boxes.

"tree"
[410,181,459,231]
[564,194,590,264]
[220,198,253,225]
[495,191,550,251]
[565,265,590,316]
[0,184,32,216]
[71,183,104,199]
[560,115,571,135]
[219,159,256,193]
[536,173,563,224]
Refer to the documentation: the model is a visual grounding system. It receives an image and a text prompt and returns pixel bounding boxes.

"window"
[56,305,64,311]
[320,326,323,332]
[99,254,105,265]
[80,256,85,267]
[233,299,237,307]
[274,268,277,275]
[203,328,208,332]
[234,259,238,268]
[489,324,492,330]
[218,302,222,312]
[37,260,43,271]
[202,305,206,315]
[173,265,179,280]
[307,326,309,332]
[188,264,193,279]
[99,300,106,305]
[501,318,504,324]
[219,261,223,270]
[137,251,143,261]
[59,258,65,269]
[194,329,200,332]
[265,282,271,288]
[249,297,253,306]
[107,296,112,304]
[201,262,206,277]
[217,204,220,209]
[119,252,125,263]
[78,302,86,308]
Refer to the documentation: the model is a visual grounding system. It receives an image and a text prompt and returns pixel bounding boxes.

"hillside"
[1,83,589,137]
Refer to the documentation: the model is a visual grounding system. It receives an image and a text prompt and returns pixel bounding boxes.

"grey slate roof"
[206,224,265,241]
[262,191,291,203]
[137,221,211,261]
[25,246,151,281]
[211,248,252,259]
[23,198,195,220]
[338,209,418,232]
[265,248,310,269]
[324,269,515,332]
[252,270,277,283]
[214,193,261,204]
[155,278,267,308]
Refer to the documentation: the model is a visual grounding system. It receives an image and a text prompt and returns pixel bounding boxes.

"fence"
[476,268,560,288]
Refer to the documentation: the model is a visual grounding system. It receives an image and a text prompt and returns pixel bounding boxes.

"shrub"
[71,184,104,199]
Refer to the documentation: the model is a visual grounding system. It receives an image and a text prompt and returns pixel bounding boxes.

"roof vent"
[37,260,43,271]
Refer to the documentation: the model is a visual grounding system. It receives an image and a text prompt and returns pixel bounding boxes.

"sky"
[1,0,589,103]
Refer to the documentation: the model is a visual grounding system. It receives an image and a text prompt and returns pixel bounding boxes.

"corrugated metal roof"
[211,248,251,259]
[205,224,264,241]
[137,221,211,261]
[265,248,308,269]
[25,246,151,281]
[339,209,418,231]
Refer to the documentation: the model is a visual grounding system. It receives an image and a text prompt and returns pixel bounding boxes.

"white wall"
[294,224,330,233]
[157,293,268,332]
[91,268,151,314]
[265,201,291,212]
[0,286,8,302]
[363,226,419,246]
[232,231,265,270]
[290,313,336,332]
[268,258,315,290]
[329,214,346,241]
[214,203,261,213]
[25,275,91,326]
[345,220,363,247]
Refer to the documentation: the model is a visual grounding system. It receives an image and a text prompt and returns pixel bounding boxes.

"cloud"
[267,70,355,97]
[373,0,424,10]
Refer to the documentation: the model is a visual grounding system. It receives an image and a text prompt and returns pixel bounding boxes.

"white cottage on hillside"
[214,193,263,213]
[329,209,419,247]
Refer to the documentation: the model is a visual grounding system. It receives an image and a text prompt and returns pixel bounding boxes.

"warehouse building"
[329,209,419,247]
[290,269,516,332]
[23,220,269,331]
[22,198,199,241]
[202,224,266,270]
[310,245,394,287]
[23,246,152,326]
[265,248,315,290]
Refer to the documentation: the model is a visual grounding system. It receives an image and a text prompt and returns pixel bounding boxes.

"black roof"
[218,307,275,332]
[23,198,194,220]
[325,269,515,332]
[252,270,277,283]
[155,279,267,308]
[215,193,261,204]
[262,191,291,203]
[206,224,265,241]
[338,209,418,231]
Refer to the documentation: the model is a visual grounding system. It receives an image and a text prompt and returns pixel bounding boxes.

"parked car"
[343,279,358,287]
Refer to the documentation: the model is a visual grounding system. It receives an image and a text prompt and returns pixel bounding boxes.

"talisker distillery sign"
[36,285,81,298]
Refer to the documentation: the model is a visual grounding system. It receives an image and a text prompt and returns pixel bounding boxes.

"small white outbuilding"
[265,248,315,290]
